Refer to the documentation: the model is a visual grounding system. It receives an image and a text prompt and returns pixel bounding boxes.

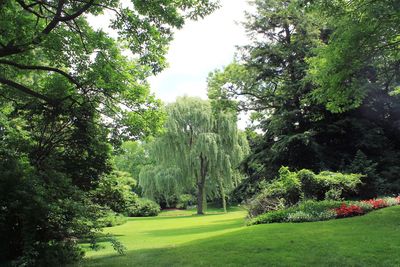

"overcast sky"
[148,0,250,103]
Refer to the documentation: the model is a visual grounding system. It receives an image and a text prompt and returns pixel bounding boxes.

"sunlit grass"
[79,206,400,267]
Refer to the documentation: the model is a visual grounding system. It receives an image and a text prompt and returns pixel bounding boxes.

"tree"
[141,97,249,214]
[0,0,219,264]
[207,0,400,198]
[308,0,400,112]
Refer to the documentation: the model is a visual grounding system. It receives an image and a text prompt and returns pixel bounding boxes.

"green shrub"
[351,201,374,212]
[248,208,296,225]
[176,194,195,209]
[246,195,285,218]
[91,171,138,213]
[248,200,341,225]
[297,169,320,199]
[287,210,336,223]
[382,197,399,206]
[98,212,127,227]
[296,199,342,214]
[317,171,363,197]
[324,188,342,200]
[127,198,160,217]
[246,167,363,218]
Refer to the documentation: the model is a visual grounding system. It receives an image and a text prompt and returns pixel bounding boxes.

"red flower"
[361,199,388,209]
[334,203,364,218]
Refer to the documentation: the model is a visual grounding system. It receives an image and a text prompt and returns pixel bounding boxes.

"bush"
[248,197,400,225]
[352,201,374,212]
[246,195,285,218]
[287,210,336,223]
[246,167,362,218]
[176,194,195,209]
[91,171,138,213]
[382,197,398,206]
[362,199,388,209]
[127,198,160,217]
[248,208,296,225]
[324,188,342,200]
[296,199,342,214]
[98,211,127,227]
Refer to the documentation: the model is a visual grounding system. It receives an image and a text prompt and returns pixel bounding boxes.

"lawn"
[79,206,400,266]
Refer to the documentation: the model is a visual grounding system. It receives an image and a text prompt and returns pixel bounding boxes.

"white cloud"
[148,0,251,103]
[87,0,252,128]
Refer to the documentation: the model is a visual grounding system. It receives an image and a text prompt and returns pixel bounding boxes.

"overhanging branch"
[0,59,81,87]
[0,76,55,104]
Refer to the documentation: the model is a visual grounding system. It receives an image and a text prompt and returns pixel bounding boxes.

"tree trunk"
[197,180,205,215]
[219,178,227,213]
[197,154,207,215]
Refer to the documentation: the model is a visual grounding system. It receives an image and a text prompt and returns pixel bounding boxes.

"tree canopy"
[139,96,249,214]
[0,1,218,265]
[208,0,400,201]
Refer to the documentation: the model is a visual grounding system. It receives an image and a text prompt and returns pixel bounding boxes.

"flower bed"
[248,196,400,225]
[334,203,364,218]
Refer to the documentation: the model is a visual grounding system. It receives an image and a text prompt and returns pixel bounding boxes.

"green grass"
[79,206,400,266]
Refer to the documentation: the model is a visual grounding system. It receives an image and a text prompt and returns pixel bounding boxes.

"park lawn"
[79,206,400,267]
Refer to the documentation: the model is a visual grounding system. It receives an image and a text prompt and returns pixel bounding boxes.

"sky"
[148,0,250,103]
[87,0,252,127]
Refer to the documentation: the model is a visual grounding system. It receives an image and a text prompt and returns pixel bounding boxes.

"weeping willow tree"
[139,165,184,207]
[141,96,249,214]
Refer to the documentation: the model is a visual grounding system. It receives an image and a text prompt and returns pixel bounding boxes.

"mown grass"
[79,206,400,267]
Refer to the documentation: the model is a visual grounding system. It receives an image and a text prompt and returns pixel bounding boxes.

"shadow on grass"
[130,211,243,221]
[143,218,244,237]
[79,234,125,244]
[79,206,400,267]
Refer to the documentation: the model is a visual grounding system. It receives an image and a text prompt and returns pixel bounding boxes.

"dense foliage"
[0,0,217,265]
[139,97,249,214]
[126,198,161,217]
[248,196,400,225]
[208,0,400,201]
[246,167,362,217]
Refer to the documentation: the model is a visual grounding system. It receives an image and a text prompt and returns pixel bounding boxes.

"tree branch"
[0,76,55,104]
[59,0,95,21]
[0,59,81,87]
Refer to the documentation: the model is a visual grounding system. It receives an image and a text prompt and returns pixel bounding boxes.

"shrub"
[296,199,342,214]
[382,197,398,206]
[287,210,336,223]
[324,188,342,201]
[98,212,127,227]
[91,171,138,213]
[352,201,374,212]
[297,169,320,199]
[176,194,195,209]
[246,167,363,218]
[248,208,296,225]
[248,197,400,226]
[127,198,160,217]
[362,199,388,209]
[246,195,286,218]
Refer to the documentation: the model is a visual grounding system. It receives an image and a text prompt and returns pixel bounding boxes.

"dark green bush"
[246,167,363,218]
[246,195,285,218]
[98,211,127,227]
[176,194,195,209]
[248,200,342,225]
[127,198,160,217]
[248,208,296,225]
[91,171,137,213]
[296,200,343,214]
